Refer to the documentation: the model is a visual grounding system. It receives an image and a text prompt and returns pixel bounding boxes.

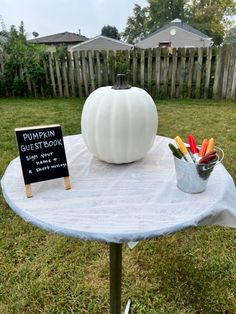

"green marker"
[168,143,184,159]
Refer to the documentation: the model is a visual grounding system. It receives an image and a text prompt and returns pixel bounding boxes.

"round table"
[2,134,236,313]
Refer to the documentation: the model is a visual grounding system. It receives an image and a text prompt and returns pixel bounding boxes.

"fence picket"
[155,48,161,97]
[132,49,137,86]
[226,45,236,99]
[170,48,177,97]
[81,50,89,97]
[230,44,236,99]
[88,50,95,92]
[231,62,236,99]
[147,49,152,93]
[108,50,115,84]
[42,58,49,86]
[204,47,213,99]
[0,46,235,99]
[162,49,169,96]
[62,57,69,97]
[187,48,195,98]
[179,48,186,98]
[73,51,83,98]
[48,53,57,96]
[140,49,145,88]
[222,45,231,99]
[55,55,63,97]
[26,72,32,96]
[95,51,102,88]
[125,50,131,84]
[68,53,76,97]
[195,47,203,98]
[101,50,109,86]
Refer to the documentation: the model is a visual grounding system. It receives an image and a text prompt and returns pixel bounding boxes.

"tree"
[0,14,7,37]
[0,15,9,46]
[224,26,236,44]
[147,0,187,32]
[122,0,187,44]
[122,0,236,45]
[101,25,120,40]
[56,44,68,61]
[185,0,236,45]
[1,21,46,95]
[122,4,149,44]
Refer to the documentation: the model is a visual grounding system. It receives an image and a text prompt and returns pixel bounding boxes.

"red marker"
[188,134,199,162]
[199,150,217,164]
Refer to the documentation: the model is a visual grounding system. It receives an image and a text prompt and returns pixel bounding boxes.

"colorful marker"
[168,143,184,159]
[175,136,193,163]
[188,134,200,162]
[205,138,215,154]
[199,139,208,157]
[199,149,217,164]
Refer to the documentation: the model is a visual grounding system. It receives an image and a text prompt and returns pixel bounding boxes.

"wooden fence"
[0,45,236,99]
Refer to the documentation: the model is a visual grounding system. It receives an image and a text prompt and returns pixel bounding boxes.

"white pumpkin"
[81,75,158,164]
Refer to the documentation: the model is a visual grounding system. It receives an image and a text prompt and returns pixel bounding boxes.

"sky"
[1,0,147,39]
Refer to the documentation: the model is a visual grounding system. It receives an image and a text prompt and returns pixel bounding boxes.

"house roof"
[72,35,133,49]
[28,32,89,44]
[142,19,211,41]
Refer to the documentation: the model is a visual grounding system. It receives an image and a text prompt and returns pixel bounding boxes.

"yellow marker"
[205,138,214,154]
[175,136,194,163]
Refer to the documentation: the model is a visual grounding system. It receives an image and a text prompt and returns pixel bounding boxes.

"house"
[136,19,212,49]
[72,35,133,51]
[28,31,89,52]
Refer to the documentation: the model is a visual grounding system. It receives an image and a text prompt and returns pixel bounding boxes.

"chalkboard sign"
[15,124,70,196]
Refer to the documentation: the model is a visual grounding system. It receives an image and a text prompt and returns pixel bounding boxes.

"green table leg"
[110,243,122,314]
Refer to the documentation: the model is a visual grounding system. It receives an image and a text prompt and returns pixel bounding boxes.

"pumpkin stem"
[112,74,131,90]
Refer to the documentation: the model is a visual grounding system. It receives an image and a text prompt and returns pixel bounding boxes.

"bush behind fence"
[0,45,236,99]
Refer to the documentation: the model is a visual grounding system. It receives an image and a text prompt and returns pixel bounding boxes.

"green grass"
[0,97,236,314]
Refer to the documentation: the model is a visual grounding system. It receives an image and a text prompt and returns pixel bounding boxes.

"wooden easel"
[25,176,71,198]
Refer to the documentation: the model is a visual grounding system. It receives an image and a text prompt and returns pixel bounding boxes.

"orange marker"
[199,139,208,157]
[205,138,215,154]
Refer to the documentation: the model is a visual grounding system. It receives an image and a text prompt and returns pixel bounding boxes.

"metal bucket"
[174,146,224,194]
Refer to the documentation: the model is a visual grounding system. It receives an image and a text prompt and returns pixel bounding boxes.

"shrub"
[0,21,47,96]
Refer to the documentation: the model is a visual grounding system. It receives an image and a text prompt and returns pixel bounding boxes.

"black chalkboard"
[15,124,69,185]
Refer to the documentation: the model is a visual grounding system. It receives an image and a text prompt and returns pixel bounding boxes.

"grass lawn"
[0,97,236,313]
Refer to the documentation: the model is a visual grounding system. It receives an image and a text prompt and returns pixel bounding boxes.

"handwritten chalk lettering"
[51,163,67,169]
[36,165,50,172]
[20,139,62,152]
[36,159,51,165]
[23,130,55,141]
[15,125,69,185]
[41,152,53,158]
[44,139,62,148]
[26,154,38,162]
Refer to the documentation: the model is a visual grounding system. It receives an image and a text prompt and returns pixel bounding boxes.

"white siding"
[136,26,212,48]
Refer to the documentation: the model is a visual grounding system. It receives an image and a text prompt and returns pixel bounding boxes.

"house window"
[159,42,171,48]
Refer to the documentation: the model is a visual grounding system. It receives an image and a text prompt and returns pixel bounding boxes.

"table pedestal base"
[110,243,122,314]
[109,243,132,314]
